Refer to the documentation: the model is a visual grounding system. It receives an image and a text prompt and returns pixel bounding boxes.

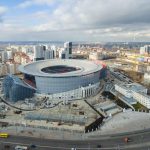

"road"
[1,130,150,150]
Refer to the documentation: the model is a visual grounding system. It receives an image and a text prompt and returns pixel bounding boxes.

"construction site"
[0,72,126,138]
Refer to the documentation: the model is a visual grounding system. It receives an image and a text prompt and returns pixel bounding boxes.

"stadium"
[3,59,107,101]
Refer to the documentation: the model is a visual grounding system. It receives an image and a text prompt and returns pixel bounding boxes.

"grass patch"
[133,102,147,111]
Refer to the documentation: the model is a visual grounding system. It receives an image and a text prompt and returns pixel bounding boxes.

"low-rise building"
[14,52,31,64]
[115,83,150,109]
[140,45,150,55]
[132,91,150,109]
[144,73,150,84]
[115,83,147,95]
[115,84,132,98]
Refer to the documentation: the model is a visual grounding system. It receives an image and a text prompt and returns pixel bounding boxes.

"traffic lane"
[0,139,124,150]
[0,136,135,149]
[0,136,138,148]
[127,147,150,150]
[90,130,150,144]
[0,138,96,150]
[1,139,150,150]
[1,131,150,149]
[0,142,108,150]
[0,141,81,150]
[0,145,68,150]
[2,144,150,150]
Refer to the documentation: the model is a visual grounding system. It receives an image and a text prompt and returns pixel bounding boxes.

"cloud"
[18,0,55,8]
[1,0,150,41]
[32,0,150,31]
[0,6,7,22]
[0,6,7,14]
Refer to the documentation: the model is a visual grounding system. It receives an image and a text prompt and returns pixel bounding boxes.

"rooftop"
[19,59,103,77]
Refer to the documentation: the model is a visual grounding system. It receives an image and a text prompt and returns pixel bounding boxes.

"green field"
[133,102,148,111]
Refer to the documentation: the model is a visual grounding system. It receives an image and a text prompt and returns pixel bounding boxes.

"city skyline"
[0,0,150,42]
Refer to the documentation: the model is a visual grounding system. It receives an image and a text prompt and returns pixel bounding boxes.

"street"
[1,129,150,150]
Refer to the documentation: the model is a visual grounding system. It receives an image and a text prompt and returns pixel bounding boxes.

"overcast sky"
[0,0,150,42]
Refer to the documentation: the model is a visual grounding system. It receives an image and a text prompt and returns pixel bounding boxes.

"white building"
[115,83,150,109]
[21,46,33,54]
[132,91,150,109]
[1,51,8,62]
[51,45,56,51]
[59,42,72,59]
[21,46,28,54]
[144,73,150,84]
[59,48,66,59]
[89,52,99,60]
[51,45,57,57]
[35,82,100,101]
[44,49,55,59]
[33,45,46,61]
[7,63,15,74]
[6,63,20,75]
[147,66,150,72]
[1,50,14,62]
[8,45,21,51]
[140,45,150,55]
[33,45,56,61]
[115,83,147,96]
[115,84,132,98]
[6,51,13,59]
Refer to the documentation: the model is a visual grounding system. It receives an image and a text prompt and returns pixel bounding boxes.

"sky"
[0,0,150,42]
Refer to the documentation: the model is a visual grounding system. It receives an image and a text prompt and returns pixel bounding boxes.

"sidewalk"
[92,111,150,136]
[0,126,84,140]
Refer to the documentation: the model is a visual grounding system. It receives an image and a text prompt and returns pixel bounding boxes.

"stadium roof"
[19,59,102,77]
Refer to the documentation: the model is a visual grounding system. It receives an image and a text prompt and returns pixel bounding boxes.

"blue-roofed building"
[3,74,35,102]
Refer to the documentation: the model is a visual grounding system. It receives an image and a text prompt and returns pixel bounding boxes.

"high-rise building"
[59,42,72,59]
[33,45,46,61]
[51,45,57,57]
[1,51,8,62]
[64,42,72,59]
[21,46,33,54]
[59,48,66,59]
[7,63,15,74]
[6,51,13,59]
[44,49,55,59]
